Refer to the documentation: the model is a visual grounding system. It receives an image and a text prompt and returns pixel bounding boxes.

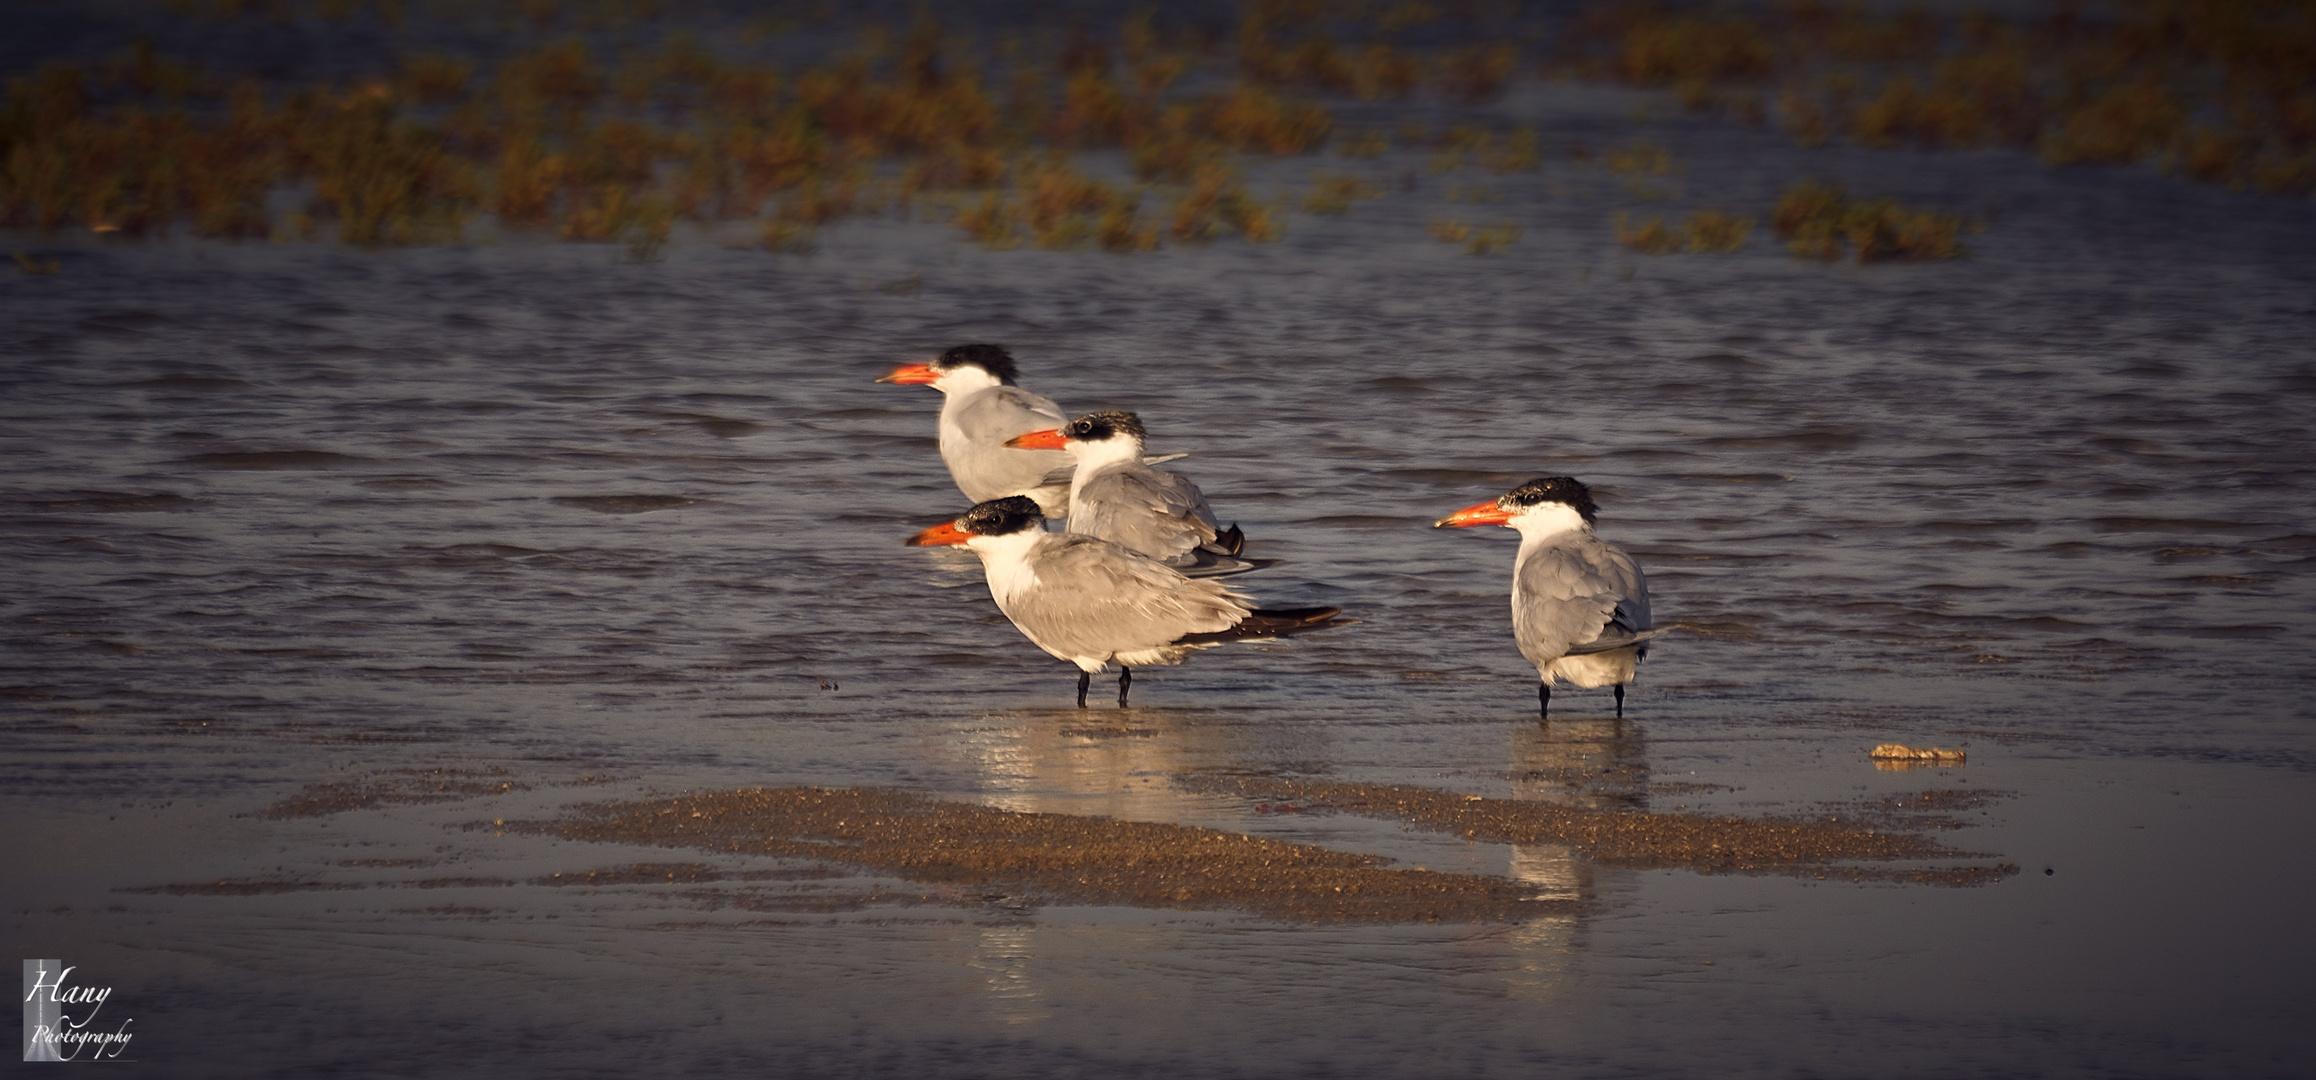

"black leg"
[1076,670,1090,709]
[1118,667,1132,707]
[1538,682,1550,724]
[1614,683,1625,718]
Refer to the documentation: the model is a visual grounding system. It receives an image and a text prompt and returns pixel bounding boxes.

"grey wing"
[1071,465,1222,562]
[979,386,1068,432]
[1000,535,1249,661]
[943,387,1071,503]
[1511,536,1651,668]
[1042,453,1188,488]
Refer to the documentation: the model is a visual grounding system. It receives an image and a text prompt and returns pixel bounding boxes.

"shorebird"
[1006,410,1271,577]
[908,496,1343,707]
[877,344,1073,515]
[1435,477,1665,721]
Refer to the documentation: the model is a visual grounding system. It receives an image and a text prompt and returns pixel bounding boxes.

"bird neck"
[1067,436,1145,486]
[1509,503,1591,547]
[931,364,1006,397]
[967,528,1047,602]
[1065,438,1139,523]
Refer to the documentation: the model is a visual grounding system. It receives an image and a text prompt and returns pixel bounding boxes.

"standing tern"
[1006,410,1273,577]
[878,343,1074,516]
[907,496,1345,707]
[1435,477,1667,721]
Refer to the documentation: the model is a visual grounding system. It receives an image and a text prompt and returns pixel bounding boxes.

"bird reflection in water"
[931,708,1279,1028]
[934,706,1270,829]
[1495,717,1648,1001]
[1507,716,1651,899]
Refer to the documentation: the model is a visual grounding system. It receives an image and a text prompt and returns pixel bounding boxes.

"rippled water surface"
[6,92,2315,1077]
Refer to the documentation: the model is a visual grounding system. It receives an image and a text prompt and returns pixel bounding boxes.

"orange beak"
[906,519,974,546]
[1434,501,1513,528]
[1004,428,1067,450]
[876,363,939,385]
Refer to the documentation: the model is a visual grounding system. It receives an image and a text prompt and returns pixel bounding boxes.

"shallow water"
[5,79,2316,1076]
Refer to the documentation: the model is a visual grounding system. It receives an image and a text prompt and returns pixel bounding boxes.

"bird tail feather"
[1176,550,1278,578]
[1563,627,1673,656]
[1175,607,1350,644]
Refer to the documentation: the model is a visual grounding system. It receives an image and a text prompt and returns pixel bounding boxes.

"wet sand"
[6,743,2312,1077]
[486,773,2006,924]
[1178,774,2017,884]
[541,785,1566,923]
[261,766,534,818]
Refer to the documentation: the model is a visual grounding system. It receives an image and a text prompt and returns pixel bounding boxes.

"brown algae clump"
[547,787,1567,923]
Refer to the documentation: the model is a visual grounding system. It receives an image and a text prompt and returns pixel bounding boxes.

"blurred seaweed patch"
[6,0,2287,259]
[1334,129,1391,158]
[1426,218,1471,243]
[1616,209,1754,254]
[0,15,1346,251]
[1602,137,1673,177]
[1301,169,1379,214]
[1170,163,1282,242]
[1460,222,1520,254]
[1601,137,1678,197]
[1428,218,1519,254]
[0,0,1619,254]
[1613,213,1677,254]
[1563,0,2316,196]
[1772,181,1971,262]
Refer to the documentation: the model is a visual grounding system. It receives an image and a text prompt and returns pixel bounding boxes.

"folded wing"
[943,386,1072,506]
[1072,464,1227,564]
[1512,536,1652,667]
[998,535,1250,662]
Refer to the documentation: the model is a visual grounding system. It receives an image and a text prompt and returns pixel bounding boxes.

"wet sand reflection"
[939,707,1276,824]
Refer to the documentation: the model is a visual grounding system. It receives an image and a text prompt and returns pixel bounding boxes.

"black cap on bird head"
[934,344,1021,385]
[959,496,1047,537]
[1501,477,1598,524]
[1063,410,1146,444]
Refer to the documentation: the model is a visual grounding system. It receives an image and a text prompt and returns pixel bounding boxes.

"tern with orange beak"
[1435,477,1666,721]
[1006,410,1271,577]
[908,496,1346,707]
[877,344,1072,515]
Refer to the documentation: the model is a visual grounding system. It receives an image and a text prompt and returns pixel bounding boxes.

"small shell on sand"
[1871,744,1967,762]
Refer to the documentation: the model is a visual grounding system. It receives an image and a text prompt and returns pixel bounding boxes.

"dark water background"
[5,38,2316,1078]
